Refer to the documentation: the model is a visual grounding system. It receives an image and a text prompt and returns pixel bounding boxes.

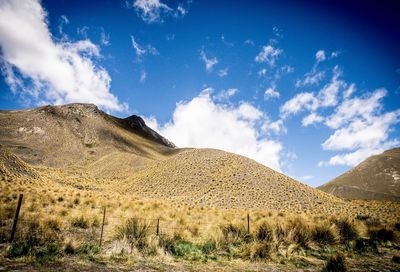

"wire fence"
[0,194,252,247]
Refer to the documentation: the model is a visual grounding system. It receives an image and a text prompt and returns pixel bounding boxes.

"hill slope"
[0,103,344,212]
[318,148,400,201]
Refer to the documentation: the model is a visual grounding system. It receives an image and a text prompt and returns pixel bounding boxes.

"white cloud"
[129,0,189,23]
[200,50,218,72]
[264,87,280,100]
[280,92,318,118]
[131,0,171,23]
[258,68,267,77]
[244,39,254,46]
[317,66,344,107]
[262,119,287,135]
[130,35,158,59]
[218,67,228,77]
[319,88,400,166]
[296,71,325,87]
[100,30,110,46]
[325,88,386,129]
[302,112,324,126]
[146,89,283,171]
[315,50,326,62]
[322,112,399,151]
[255,45,282,66]
[0,0,126,112]
[140,70,146,82]
[318,140,399,167]
[214,88,238,101]
[343,83,356,99]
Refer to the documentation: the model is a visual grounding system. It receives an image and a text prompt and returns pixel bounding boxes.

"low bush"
[76,242,100,255]
[6,218,63,262]
[256,222,273,242]
[354,238,378,253]
[221,223,251,245]
[333,218,359,243]
[115,218,150,252]
[71,216,90,229]
[368,227,396,243]
[323,253,347,272]
[311,224,337,245]
[242,241,272,261]
[287,218,311,247]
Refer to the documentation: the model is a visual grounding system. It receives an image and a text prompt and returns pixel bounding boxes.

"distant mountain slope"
[318,148,400,201]
[0,104,175,167]
[0,103,345,212]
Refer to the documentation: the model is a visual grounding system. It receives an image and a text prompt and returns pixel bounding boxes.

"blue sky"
[0,0,399,187]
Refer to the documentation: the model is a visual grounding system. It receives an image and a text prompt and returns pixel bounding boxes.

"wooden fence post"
[9,194,23,243]
[156,218,160,236]
[99,207,106,247]
[247,213,250,234]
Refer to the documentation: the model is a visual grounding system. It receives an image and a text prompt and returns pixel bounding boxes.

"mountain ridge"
[318,148,400,201]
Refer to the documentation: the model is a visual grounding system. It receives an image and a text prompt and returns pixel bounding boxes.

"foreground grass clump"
[311,223,337,245]
[333,218,359,243]
[323,253,347,272]
[367,227,397,243]
[6,218,63,262]
[114,218,153,253]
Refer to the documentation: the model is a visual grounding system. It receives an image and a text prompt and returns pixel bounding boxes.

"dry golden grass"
[0,104,399,270]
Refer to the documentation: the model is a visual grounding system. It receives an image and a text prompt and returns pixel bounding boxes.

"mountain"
[318,148,400,201]
[0,103,345,212]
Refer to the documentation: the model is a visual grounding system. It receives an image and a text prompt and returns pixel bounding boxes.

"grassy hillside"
[0,104,399,271]
[318,148,400,201]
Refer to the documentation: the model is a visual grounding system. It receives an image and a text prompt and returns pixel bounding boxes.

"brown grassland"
[0,104,399,271]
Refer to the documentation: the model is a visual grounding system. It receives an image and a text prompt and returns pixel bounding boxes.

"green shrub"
[34,243,61,263]
[6,219,63,263]
[323,253,347,272]
[7,241,31,258]
[201,239,217,254]
[77,242,100,255]
[172,241,203,260]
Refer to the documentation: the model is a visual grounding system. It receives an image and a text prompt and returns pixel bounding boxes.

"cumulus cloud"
[0,0,126,112]
[280,92,318,118]
[302,112,324,126]
[320,88,400,164]
[145,88,284,171]
[283,61,400,167]
[315,50,326,62]
[214,88,238,101]
[255,45,282,66]
[282,67,346,119]
[317,66,344,107]
[264,87,280,100]
[128,0,190,23]
[200,50,218,72]
[296,71,325,87]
